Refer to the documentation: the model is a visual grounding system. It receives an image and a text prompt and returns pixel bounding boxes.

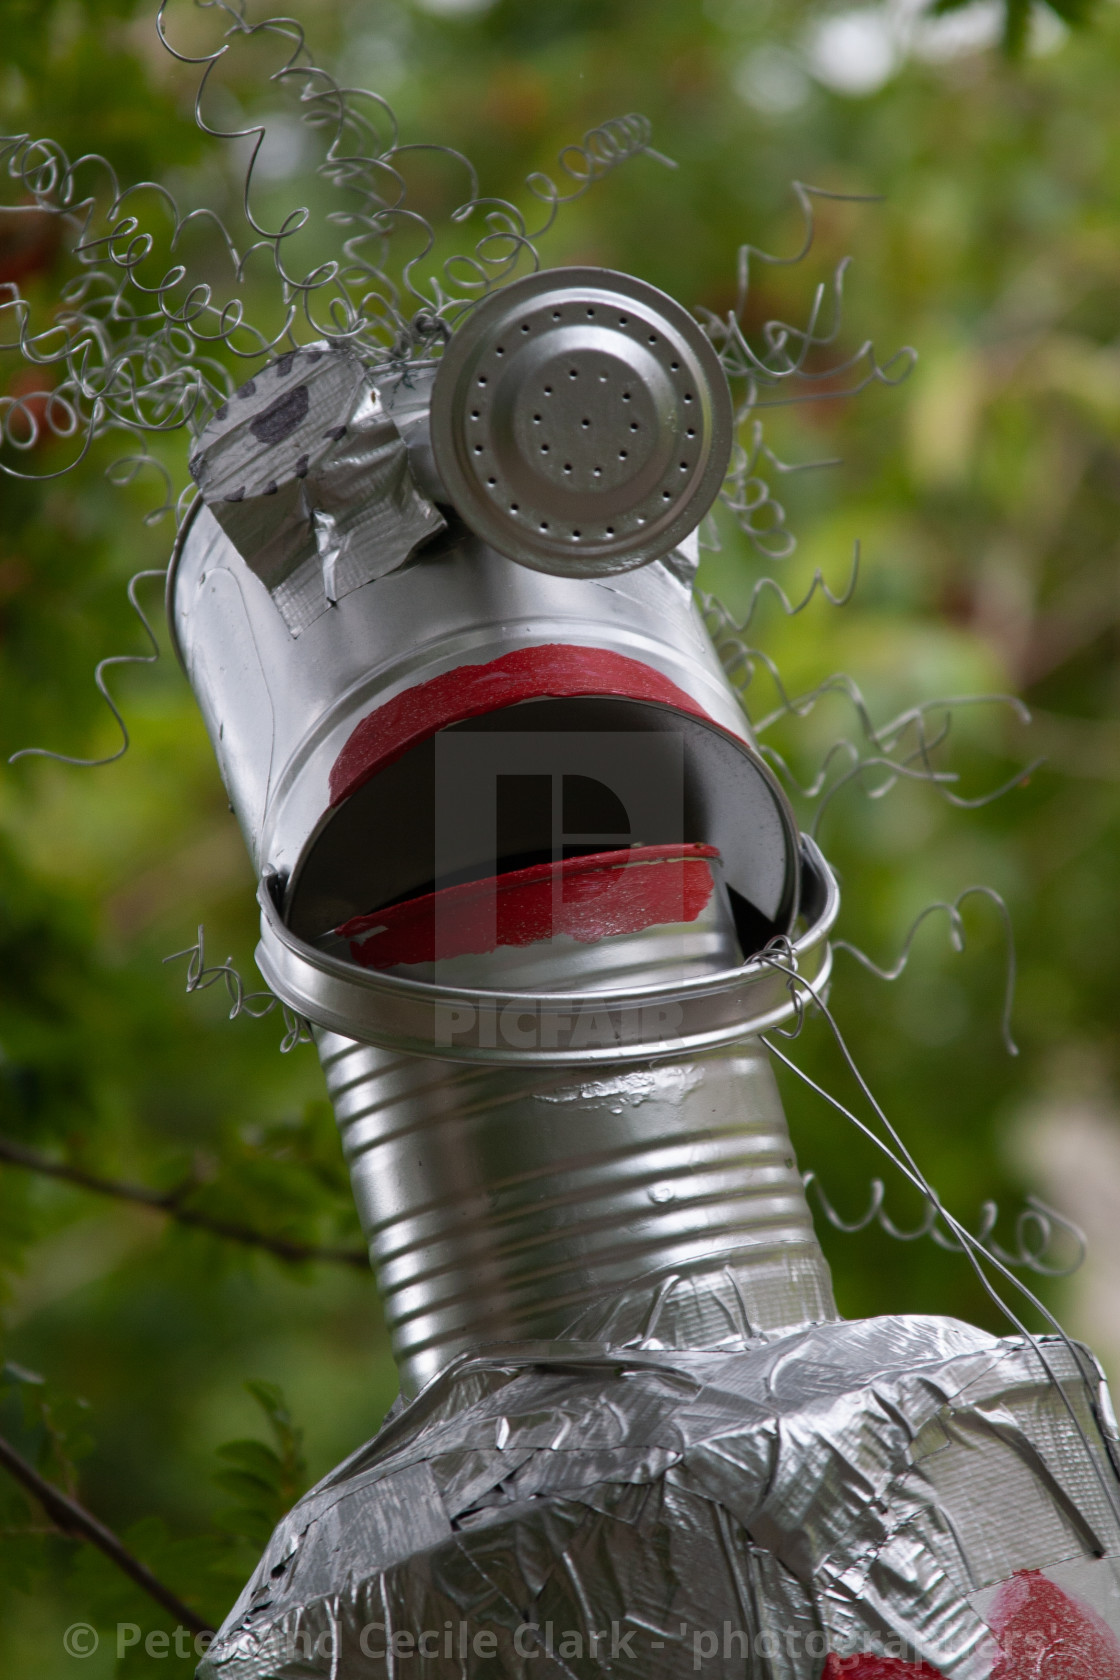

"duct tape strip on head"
[187,344,446,636]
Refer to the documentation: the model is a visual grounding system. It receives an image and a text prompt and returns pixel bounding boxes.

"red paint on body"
[823,1658,946,1679]
[989,1569,1120,1679]
[338,843,720,970]
[822,1569,1120,1680]
[328,644,716,807]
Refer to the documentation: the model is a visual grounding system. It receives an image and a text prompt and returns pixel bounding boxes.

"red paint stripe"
[822,1568,1120,1680]
[823,1658,946,1679]
[328,645,716,807]
[990,1569,1120,1679]
[338,843,720,970]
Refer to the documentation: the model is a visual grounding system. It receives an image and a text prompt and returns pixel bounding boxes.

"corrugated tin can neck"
[320,1030,838,1397]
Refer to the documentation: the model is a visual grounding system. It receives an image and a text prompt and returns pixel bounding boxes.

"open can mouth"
[320,843,741,992]
[256,835,838,1063]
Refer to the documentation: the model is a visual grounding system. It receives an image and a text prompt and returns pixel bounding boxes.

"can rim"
[255,835,838,1065]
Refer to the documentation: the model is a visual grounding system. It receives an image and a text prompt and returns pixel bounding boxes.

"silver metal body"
[168,329,840,1402]
[171,271,1120,1679]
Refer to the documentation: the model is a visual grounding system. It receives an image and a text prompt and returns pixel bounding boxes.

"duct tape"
[188,344,445,636]
[197,1314,1120,1680]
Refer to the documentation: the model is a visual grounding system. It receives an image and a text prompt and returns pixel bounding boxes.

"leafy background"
[2,0,1120,1671]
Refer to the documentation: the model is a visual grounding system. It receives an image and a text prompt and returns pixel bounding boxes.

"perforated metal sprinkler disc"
[429,267,735,578]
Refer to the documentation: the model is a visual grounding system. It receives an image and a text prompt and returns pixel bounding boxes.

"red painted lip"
[337,843,721,970]
[823,1657,946,1678]
[328,644,718,807]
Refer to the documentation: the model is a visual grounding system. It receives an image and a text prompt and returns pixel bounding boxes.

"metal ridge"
[255,836,838,1065]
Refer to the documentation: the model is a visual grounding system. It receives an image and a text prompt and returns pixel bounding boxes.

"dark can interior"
[284,694,800,964]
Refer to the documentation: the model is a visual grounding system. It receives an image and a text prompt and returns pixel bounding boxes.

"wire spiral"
[700,183,916,558]
[0,0,665,483]
[1,0,667,766]
[163,925,311,1053]
[803,1170,1086,1278]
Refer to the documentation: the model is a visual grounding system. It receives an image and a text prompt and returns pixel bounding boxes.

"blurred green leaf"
[213,1381,307,1551]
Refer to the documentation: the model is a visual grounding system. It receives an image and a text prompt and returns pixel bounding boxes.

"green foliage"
[213,1381,309,1552]
[1,1360,94,1494]
[0,1362,310,1669]
[2,0,1120,1670]
[0,1361,93,1602]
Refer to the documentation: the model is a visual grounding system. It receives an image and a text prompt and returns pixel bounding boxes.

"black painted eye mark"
[250,384,310,445]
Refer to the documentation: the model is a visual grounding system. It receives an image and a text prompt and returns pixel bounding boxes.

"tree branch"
[0,1136,368,1270]
[0,1431,214,1636]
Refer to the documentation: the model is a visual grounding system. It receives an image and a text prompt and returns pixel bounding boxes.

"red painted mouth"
[328,644,718,807]
[336,843,721,971]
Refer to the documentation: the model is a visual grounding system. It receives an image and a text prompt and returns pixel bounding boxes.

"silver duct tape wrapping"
[199,1317,1120,1679]
[188,345,445,635]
